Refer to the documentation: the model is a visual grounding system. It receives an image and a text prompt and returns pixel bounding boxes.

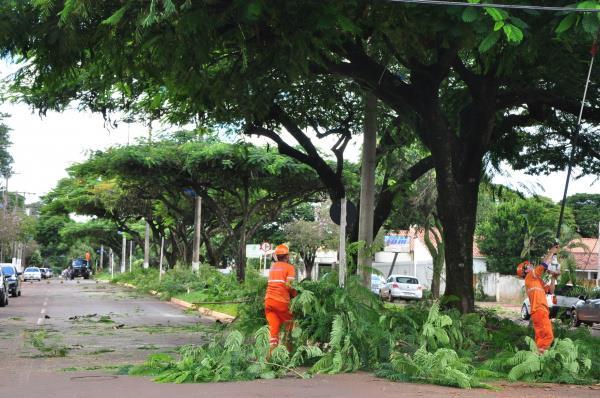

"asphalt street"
[0,279,598,398]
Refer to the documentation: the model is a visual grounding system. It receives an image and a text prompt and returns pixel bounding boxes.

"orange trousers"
[531,309,553,353]
[265,298,293,347]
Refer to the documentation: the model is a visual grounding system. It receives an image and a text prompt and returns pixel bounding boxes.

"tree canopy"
[44,139,325,280]
[3,1,600,311]
[477,196,577,274]
[566,193,600,237]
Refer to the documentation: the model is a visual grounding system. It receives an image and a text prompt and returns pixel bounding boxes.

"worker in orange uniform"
[264,244,297,353]
[518,244,560,353]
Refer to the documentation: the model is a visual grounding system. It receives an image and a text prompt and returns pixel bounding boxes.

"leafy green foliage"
[27,330,70,357]
[130,326,321,382]
[477,196,576,274]
[485,337,592,384]
[376,302,489,389]
[566,193,600,238]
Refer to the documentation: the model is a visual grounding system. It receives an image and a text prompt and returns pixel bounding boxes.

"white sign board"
[384,235,411,253]
[246,244,262,259]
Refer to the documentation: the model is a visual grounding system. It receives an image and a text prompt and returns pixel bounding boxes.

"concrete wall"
[474,272,524,303]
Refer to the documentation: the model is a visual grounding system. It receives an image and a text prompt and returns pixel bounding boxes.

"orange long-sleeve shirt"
[524,265,551,314]
[265,261,296,304]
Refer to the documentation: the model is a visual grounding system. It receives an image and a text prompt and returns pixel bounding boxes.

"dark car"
[68,258,91,279]
[1,265,21,297]
[0,267,9,307]
[572,295,600,327]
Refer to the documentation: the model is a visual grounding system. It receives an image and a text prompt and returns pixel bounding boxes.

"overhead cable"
[386,0,600,12]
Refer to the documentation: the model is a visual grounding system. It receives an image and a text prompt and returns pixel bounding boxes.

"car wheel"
[11,290,17,298]
[388,293,394,303]
[521,304,530,321]
[0,292,6,307]
[17,289,21,297]
[572,310,581,327]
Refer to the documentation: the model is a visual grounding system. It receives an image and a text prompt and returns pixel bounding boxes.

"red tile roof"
[566,238,599,272]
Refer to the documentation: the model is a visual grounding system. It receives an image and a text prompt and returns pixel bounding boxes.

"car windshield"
[72,259,87,267]
[1,266,14,276]
[395,277,418,284]
[25,267,40,272]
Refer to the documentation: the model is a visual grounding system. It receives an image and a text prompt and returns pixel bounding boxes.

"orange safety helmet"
[274,244,289,256]
[516,260,531,278]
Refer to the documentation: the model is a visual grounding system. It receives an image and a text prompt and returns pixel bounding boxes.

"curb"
[115,281,235,323]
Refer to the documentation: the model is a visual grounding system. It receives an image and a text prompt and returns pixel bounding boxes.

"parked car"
[39,267,52,279]
[572,297,600,327]
[553,284,583,318]
[67,258,91,279]
[0,267,9,306]
[1,264,21,297]
[371,274,385,295]
[23,267,42,281]
[521,294,557,320]
[379,275,423,301]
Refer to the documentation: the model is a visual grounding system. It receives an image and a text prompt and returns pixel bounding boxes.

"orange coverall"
[264,261,296,349]
[524,265,553,353]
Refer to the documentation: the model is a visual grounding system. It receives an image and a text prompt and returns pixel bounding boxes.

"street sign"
[384,235,411,253]
[260,242,271,252]
[246,244,262,259]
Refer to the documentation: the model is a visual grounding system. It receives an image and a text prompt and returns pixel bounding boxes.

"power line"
[386,0,600,12]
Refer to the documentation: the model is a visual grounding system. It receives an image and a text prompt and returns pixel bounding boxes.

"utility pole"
[597,222,600,287]
[159,236,164,282]
[129,241,133,272]
[99,245,104,271]
[339,197,347,288]
[121,234,126,273]
[144,222,150,269]
[357,93,377,287]
[192,196,202,272]
[110,248,114,279]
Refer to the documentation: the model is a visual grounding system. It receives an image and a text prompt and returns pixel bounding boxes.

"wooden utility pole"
[339,197,347,288]
[358,93,377,287]
[144,222,150,269]
[191,196,202,272]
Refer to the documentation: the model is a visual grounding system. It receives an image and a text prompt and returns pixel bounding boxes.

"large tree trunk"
[236,230,246,282]
[302,250,316,280]
[436,169,480,313]
[357,92,377,287]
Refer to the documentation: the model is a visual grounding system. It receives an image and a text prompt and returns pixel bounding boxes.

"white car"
[521,294,557,320]
[371,274,386,295]
[379,274,424,301]
[23,267,42,281]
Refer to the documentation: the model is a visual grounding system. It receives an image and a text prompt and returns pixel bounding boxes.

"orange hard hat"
[274,244,289,256]
[516,260,530,278]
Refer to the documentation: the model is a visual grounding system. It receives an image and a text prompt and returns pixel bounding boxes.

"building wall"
[474,272,524,303]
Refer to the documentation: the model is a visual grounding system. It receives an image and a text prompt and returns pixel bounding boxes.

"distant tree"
[28,250,42,266]
[478,197,576,274]
[283,203,339,280]
[34,198,73,268]
[566,193,600,238]
[65,141,325,281]
[0,114,13,179]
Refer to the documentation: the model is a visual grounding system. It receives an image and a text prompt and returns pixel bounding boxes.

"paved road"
[1,280,598,398]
